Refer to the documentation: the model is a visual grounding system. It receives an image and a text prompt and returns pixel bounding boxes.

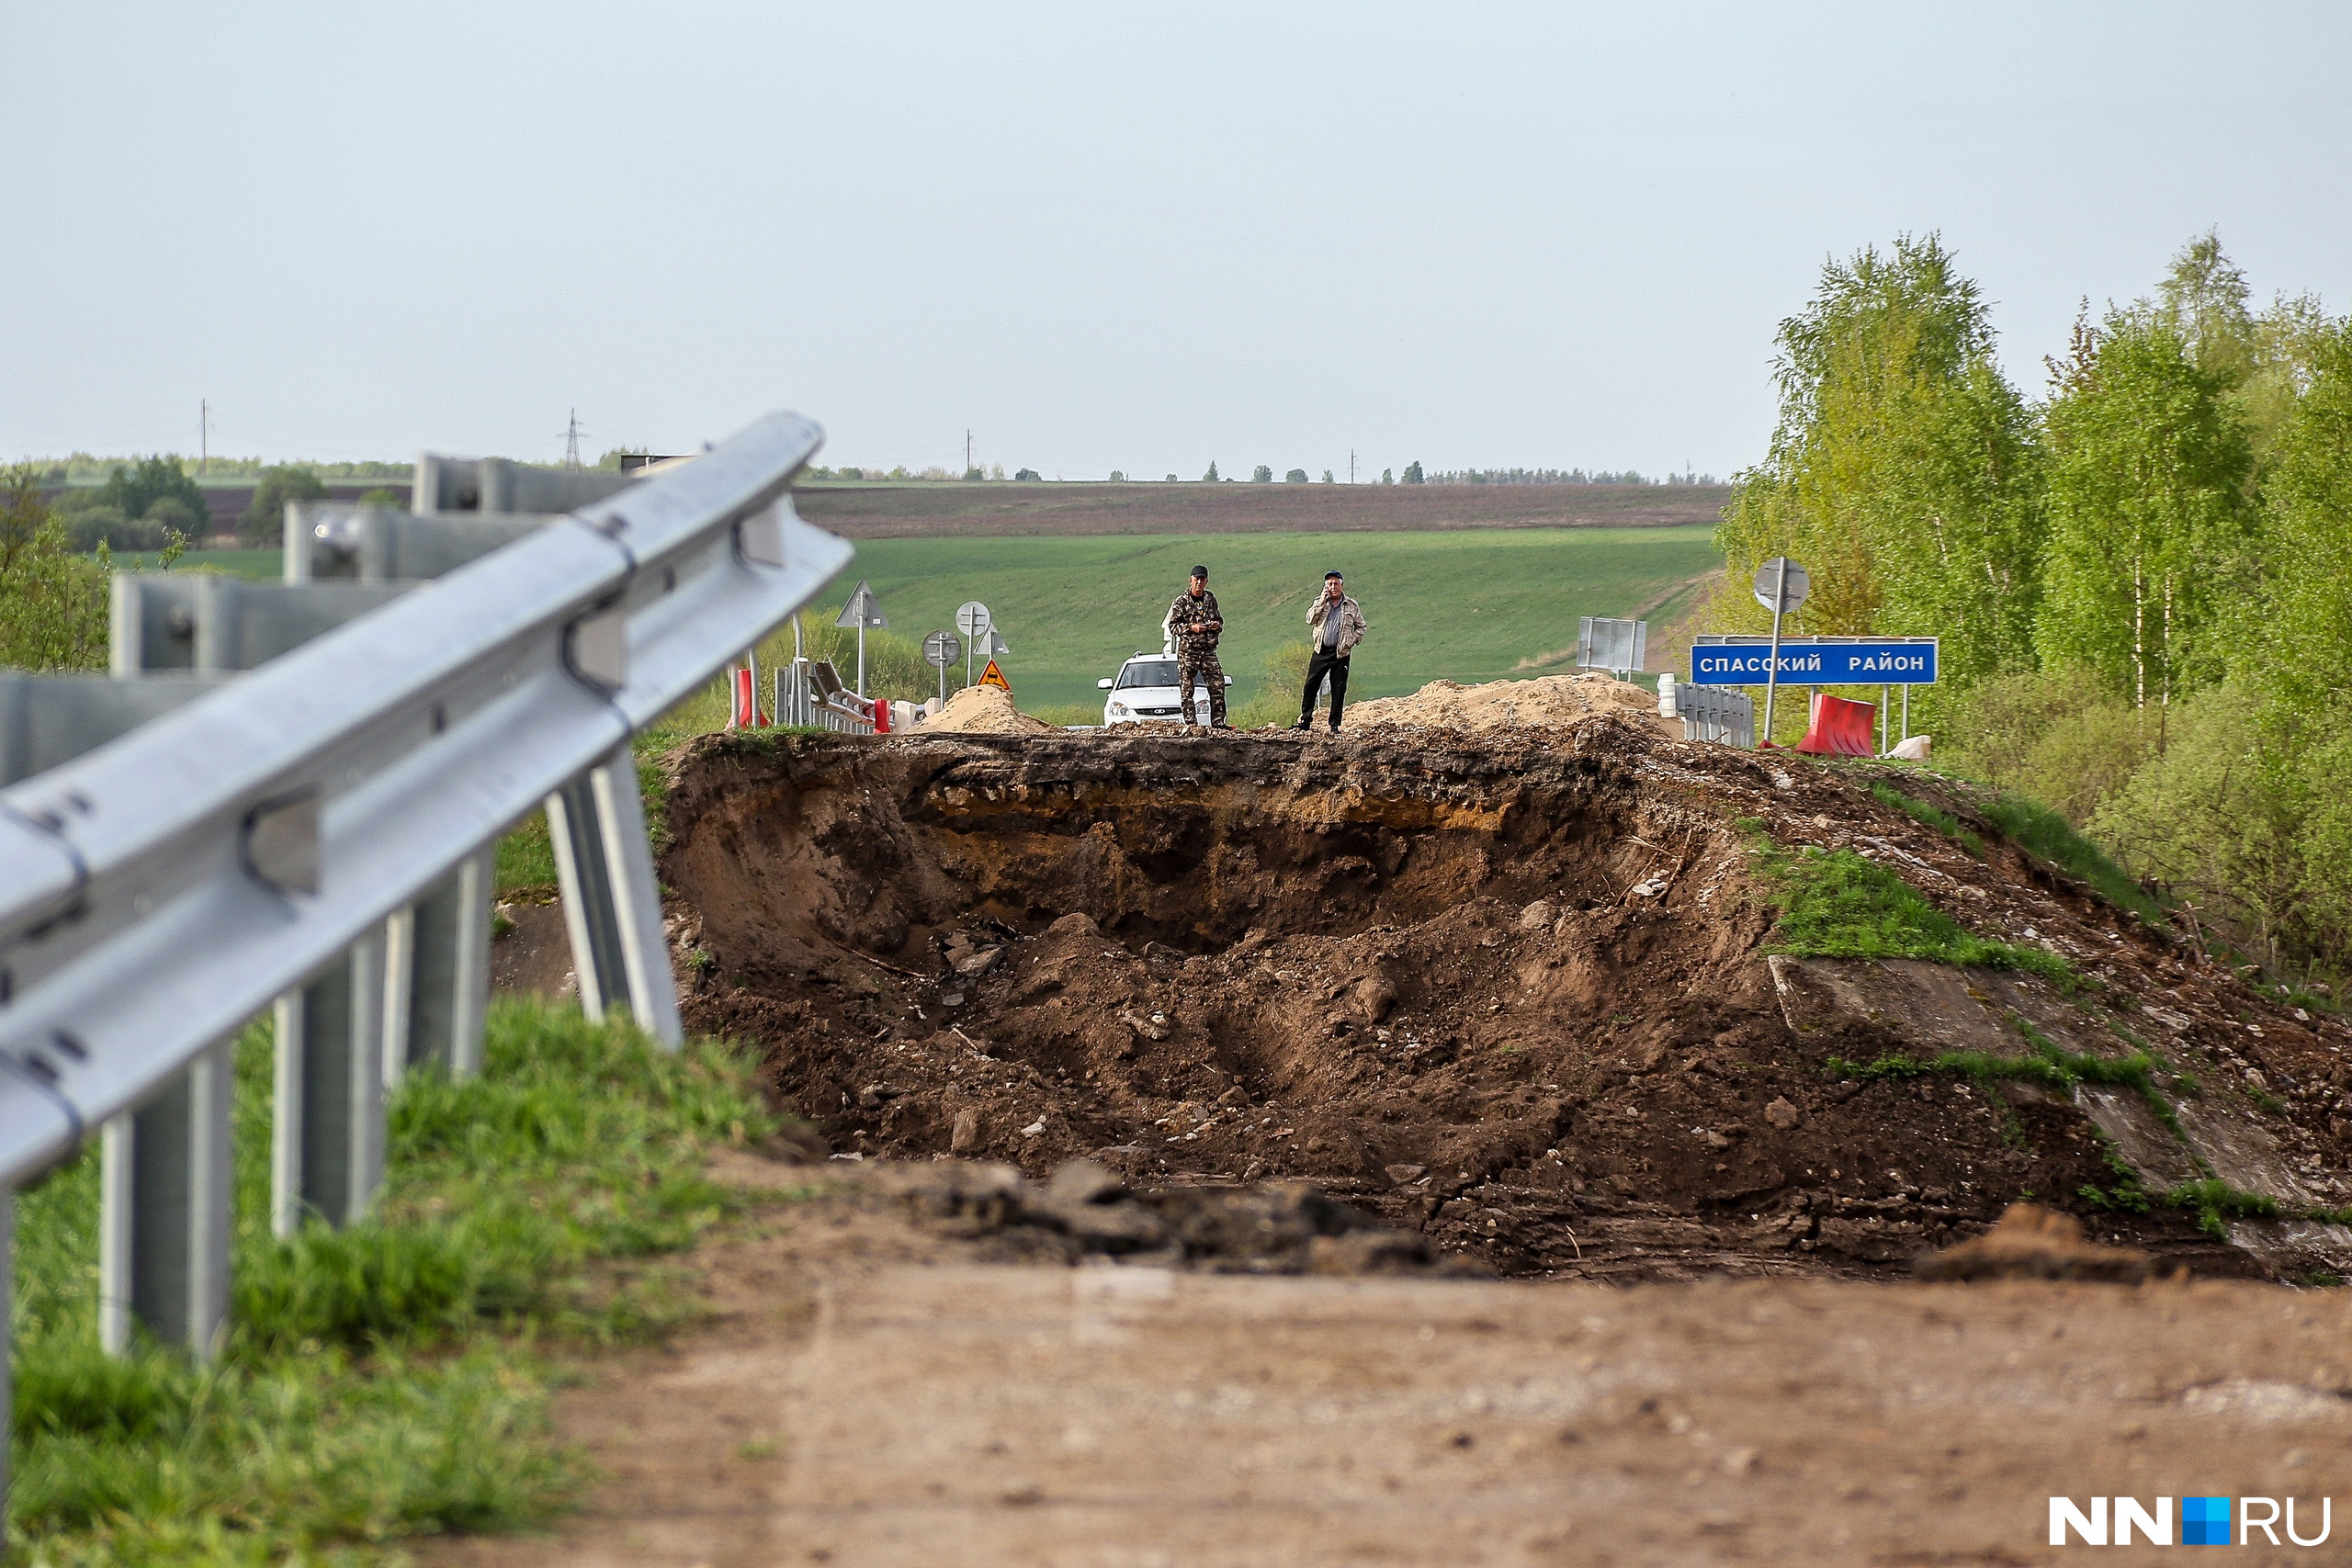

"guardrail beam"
[413,456,637,516]
[286,503,550,585]
[110,575,409,676]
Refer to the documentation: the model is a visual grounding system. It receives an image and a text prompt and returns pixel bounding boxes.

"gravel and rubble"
[654,715,2352,1281]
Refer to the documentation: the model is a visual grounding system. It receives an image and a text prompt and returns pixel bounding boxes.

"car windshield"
[1114,660,1179,690]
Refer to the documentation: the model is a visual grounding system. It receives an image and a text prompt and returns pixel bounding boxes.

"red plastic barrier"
[872,695,890,734]
[1796,694,1876,756]
[730,667,764,728]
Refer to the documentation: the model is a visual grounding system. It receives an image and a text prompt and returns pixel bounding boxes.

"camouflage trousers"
[1178,647,1227,726]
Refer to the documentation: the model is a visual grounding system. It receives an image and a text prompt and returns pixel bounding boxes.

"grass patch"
[2166,1179,2282,1238]
[1028,702,1100,728]
[1980,792,2168,928]
[11,997,781,1562]
[1746,828,2074,987]
[494,810,559,900]
[1865,779,1984,858]
[1826,1012,2182,1150]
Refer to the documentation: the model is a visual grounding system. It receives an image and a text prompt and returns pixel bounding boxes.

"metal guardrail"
[775,658,878,733]
[1678,683,1756,748]
[0,415,853,1477]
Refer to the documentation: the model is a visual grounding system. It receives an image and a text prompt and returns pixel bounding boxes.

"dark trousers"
[1301,648,1351,728]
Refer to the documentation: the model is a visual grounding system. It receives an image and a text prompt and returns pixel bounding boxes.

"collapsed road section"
[657,715,2352,1282]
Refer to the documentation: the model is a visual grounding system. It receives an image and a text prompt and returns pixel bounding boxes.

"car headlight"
[1109,702,1128,716]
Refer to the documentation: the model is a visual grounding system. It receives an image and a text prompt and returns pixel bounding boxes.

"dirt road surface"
[432,1171,2352,1568]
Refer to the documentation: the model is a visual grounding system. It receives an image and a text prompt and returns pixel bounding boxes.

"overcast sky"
[4,2,2347,479]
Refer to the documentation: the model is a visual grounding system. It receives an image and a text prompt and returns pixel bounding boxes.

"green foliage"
[2088,684,2321,964]
[1250,464,1273,483]
[0,467,107,672]
[237,465,328,547]
[95,456,210,539]
[9,998,781,1560]
[356,487,404,508]
[2036,307,2255,707]
[1712,233,2043,728]
[1232,639,1314,728]
[1747,829,2072,985]
[2245,321,2352,728]
[1946,668,2158,821]
[1402,460,1424,484]
[1202,461,1219,482]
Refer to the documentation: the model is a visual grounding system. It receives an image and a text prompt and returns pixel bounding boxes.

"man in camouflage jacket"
[1167,564,1227,728]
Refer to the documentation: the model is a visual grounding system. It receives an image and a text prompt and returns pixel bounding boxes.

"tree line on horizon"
[1710,230,2352,976]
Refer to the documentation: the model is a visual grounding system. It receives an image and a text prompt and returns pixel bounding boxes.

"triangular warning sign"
[978,659,1012,694]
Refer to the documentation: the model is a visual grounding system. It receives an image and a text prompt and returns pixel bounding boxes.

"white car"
[1097,652,1231,726]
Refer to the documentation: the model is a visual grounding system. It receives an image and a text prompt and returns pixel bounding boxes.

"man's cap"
[1325,570,1343,580]
[1190,564,1208,578]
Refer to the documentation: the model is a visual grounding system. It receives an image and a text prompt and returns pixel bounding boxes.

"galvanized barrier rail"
[775,657,878,733]
[0,413,852,1506]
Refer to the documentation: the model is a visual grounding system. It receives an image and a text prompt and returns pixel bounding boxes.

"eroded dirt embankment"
[657,716,2352,1281]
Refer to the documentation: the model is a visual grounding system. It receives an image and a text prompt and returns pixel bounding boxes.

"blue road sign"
[1690,636,1938,686]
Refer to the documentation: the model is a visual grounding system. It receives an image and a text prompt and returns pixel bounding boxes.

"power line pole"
[1349,449,1355,485]
[564,409,583,468]
[199,400,209,473]
[966,429,973,475]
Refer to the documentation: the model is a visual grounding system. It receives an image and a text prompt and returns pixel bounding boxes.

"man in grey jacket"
[1295,570,1366,732]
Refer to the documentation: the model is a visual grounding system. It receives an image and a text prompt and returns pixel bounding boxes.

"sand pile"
[920,684,1059,735]
[1344,672,1677,735]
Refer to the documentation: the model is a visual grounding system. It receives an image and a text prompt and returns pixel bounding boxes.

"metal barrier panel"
[1679,685,1756,748]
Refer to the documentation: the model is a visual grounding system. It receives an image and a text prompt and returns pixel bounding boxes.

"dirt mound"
[920,683,1058,734]
[660,723,2352,1281]
[1914,1201,2154,1282]
[1345,672,1678,736]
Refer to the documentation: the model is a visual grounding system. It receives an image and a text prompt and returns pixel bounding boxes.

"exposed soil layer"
[660,719,2352,1281]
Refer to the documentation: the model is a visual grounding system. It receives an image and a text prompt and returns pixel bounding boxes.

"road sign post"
[835,581,888,698]
[1753,558,1809,745]
[955,602,990,689]
[922,630,961,706]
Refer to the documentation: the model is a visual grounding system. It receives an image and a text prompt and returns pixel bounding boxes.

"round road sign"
[1753,558,1810,615]
[922,630,961,669]
[956,601,991,639]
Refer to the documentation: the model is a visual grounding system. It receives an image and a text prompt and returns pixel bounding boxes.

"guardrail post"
[385,852,493,1083]
[271,929,388,1235]
[546,747,681,1048]
[96,1038,233,1359]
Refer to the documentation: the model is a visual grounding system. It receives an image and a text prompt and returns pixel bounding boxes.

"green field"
[813,527,1721,712]
[109,547,281,577]
[96,529,1724,716]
